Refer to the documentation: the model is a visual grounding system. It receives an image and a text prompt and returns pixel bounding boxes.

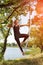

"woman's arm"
[20,24,30,27]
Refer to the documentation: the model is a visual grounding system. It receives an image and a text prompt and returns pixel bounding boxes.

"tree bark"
[2,28,10,54]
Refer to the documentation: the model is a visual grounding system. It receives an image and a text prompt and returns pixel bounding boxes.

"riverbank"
[4,47,41,60]
[0,53,43,65]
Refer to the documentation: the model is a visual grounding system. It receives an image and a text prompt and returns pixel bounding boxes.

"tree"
[26,0,43,51]
[0,0,43,59]
[0,0,30,58]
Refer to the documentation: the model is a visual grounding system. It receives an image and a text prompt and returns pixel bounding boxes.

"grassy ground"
[0,53,43,65]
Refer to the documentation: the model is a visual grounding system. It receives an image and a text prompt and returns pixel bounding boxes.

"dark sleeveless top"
[13,25,20,38]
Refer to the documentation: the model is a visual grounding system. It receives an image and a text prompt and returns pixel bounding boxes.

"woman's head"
[13,20,19,25]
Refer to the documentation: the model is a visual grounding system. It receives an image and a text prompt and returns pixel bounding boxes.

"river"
[4,47,30,60]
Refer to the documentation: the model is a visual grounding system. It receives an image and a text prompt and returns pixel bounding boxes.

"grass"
[0,46,43,65]
[25,47,41,55]
[0,53,43,65]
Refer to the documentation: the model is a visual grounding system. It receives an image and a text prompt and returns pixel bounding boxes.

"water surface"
[4,47,30,60]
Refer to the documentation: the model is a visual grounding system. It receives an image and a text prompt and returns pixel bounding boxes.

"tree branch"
[0,0,29,8]
[0,2,14,8]
[7,0,29,20]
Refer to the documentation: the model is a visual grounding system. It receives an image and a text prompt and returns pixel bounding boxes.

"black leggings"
[15,34,29,53]
[19,34,29,42]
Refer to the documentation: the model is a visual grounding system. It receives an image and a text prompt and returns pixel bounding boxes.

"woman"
[8,20,29,55]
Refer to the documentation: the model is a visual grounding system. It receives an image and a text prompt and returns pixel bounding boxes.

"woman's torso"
[13,25,20,37]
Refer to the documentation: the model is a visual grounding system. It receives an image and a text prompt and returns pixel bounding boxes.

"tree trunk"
[2,28,10,54]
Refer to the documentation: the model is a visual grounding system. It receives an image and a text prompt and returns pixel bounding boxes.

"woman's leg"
[15,37,24,55]
[20,34,29,42]
[19,34,29,46]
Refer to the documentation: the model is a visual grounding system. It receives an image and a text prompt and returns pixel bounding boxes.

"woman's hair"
[13,20,18,25]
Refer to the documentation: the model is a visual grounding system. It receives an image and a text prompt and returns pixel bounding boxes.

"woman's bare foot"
[22,52,25,55]
[21,42,24,46]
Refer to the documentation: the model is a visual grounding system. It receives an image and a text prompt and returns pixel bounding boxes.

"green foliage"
[0,53,43,65]
[0,0,9,4]
[25,47,41,55]
[27,26,43,51]
[0,0,29,59]
[0,0,29,39]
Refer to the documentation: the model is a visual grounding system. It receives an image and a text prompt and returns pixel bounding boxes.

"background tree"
[27,0,43,51]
